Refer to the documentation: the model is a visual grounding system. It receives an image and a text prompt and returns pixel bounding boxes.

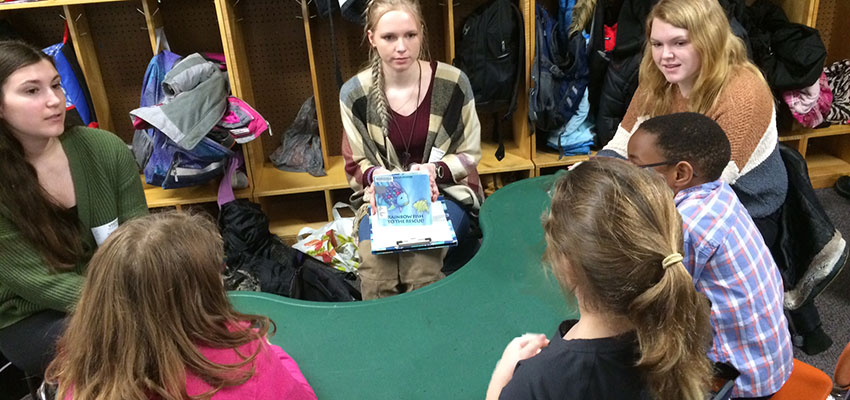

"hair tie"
[662,253,683,270]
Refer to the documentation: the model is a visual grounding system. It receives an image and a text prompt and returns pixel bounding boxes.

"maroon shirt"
[365,61,452,185]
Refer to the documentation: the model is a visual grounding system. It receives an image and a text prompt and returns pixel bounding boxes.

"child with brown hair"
[486,157,713,400]
[45,212,316,400]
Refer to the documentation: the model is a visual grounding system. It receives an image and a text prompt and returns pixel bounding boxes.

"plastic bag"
[270,96,326,177]
[292,203,360,272]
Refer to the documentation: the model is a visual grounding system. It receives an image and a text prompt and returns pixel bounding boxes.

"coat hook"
[152,7,160,16]
[234,0,240,6]
[75,13,82,22]
[59,14,66,20]
[136,8,145,15]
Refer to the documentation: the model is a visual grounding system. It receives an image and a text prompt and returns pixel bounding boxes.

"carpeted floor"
[794,187,850,375]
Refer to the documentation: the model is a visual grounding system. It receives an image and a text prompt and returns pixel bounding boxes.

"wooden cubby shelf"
[2,0,846,226]
[0,0,126,11]
[253,157,349,198]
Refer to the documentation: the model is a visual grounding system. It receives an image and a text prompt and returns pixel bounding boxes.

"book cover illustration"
[374,171,432,227]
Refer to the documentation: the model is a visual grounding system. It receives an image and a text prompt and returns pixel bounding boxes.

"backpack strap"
[217,150,243,208]
[504,0,525,121]
[324,0,344,89]
[494,0,525,161]
[492,113,505,161]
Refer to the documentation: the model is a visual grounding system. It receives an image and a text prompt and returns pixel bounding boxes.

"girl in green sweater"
[0,40,147,376]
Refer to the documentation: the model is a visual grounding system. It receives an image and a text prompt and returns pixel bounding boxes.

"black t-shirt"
[499,320,651,400]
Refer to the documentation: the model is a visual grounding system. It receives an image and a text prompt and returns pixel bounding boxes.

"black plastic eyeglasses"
[635,160,680,169]
[635,160,698,177]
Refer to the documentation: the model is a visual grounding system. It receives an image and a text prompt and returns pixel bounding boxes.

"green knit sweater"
[0,126,148,329]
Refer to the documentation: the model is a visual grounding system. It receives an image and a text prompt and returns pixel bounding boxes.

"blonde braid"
[369,52,391,140]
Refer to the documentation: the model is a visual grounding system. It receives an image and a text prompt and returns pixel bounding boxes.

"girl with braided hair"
[340,0,482,299]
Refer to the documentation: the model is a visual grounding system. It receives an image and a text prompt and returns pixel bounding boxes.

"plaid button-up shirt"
[676,181,793,398]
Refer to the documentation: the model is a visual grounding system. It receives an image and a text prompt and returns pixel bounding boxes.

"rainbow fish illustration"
[376,180,410,211]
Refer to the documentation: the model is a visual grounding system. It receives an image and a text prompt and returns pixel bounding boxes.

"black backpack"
[454,0,524,161]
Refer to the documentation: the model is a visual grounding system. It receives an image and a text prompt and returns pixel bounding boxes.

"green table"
[229,175,576,399]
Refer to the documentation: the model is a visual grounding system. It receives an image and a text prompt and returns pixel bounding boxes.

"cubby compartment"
[2,7,65,46]
[328,188,356,213]
[82,1,152,140]
[260,191,330,243]
[452,0,534,176]
[771,0,850,188]
[804,133,850,188]
[480,170,533,197]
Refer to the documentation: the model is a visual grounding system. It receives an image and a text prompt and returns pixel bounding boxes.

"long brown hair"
[640,0,766,116]
[0,40,82,270]
[543,158,712,400]
[364,0,430,141]
[45,211,274,400]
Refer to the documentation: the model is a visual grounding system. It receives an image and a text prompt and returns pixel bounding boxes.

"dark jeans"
[0,310,67,376]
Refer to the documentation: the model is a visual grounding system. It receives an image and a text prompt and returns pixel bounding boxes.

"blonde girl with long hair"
[340,0,482,299]
[486,157,712,400]
[45,212,316,400]
[597,0,787,252]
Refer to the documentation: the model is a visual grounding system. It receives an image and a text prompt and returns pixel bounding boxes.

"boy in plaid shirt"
[627,112,792,399]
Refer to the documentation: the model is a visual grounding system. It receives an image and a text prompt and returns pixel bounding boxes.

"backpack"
[132,51,235,189]
[43,23,96,126]
[454,0,524,161]
[529,2,588,135]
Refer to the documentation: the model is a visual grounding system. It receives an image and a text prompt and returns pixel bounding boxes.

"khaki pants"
[357,240,447,300]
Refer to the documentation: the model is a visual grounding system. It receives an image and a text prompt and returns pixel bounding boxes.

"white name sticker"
[91,218,119,246]
[427,147,446,163]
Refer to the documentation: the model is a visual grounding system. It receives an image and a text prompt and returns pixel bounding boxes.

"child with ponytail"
[486,157,713,400]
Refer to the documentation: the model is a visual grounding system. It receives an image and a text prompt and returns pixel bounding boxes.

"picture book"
[370,200,457,254]
[374,171,432,227]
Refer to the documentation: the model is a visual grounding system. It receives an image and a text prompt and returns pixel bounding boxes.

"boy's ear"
[672,161,697,189]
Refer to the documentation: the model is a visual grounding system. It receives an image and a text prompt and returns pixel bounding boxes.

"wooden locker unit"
[529,0,591,175]
[773,0,850,188]
[1,0,844,231]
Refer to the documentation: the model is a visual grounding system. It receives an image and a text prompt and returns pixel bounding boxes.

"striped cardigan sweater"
[0,126,148,330]
[599,67,787,218]
[340,61,484,210]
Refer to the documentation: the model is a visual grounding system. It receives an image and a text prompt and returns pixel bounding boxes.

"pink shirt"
[64,338,316,399]
[185,339,317,400]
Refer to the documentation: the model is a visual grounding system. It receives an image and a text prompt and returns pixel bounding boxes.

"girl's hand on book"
[409,163,439,202]
[368,168,391,214]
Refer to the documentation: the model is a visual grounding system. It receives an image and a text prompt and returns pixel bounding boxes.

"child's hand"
[485,333,549,400]
[498,333,549,370]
